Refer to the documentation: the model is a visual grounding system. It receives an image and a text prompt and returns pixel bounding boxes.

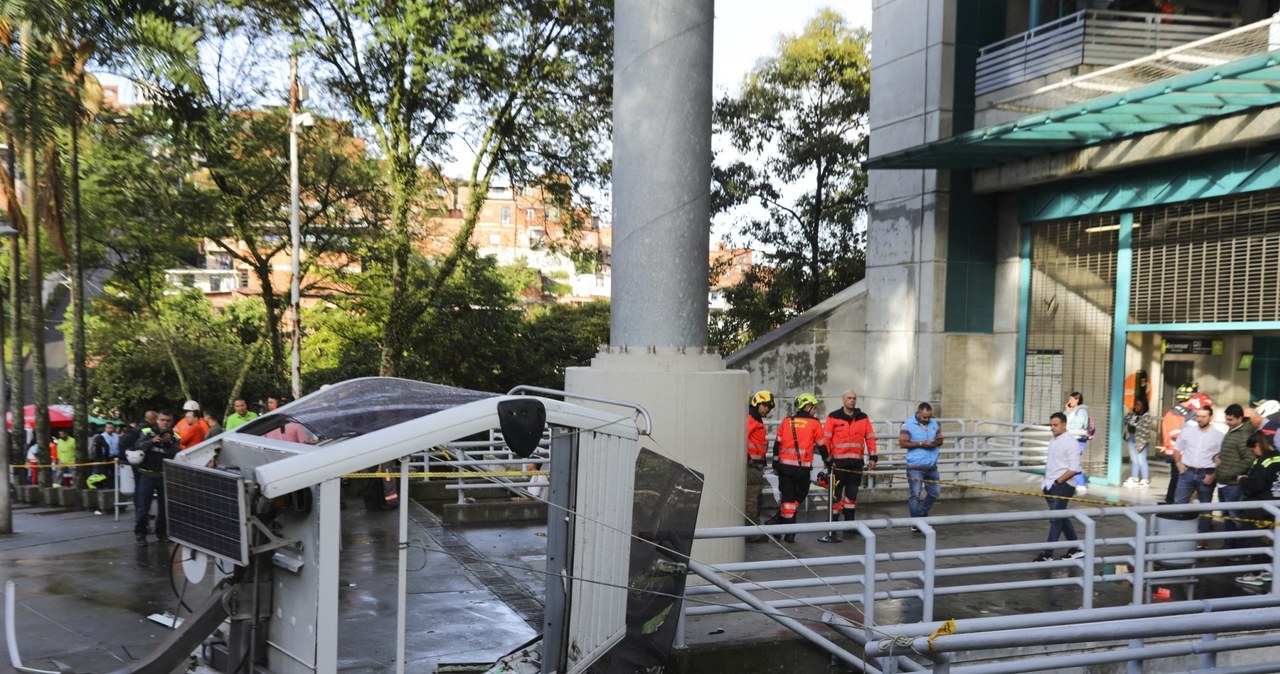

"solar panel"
[164,461,249,566]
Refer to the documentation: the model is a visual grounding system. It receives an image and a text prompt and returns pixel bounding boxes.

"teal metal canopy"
[866,50,1280,170]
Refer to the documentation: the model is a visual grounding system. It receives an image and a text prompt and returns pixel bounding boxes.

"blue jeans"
[1217,483,1244,546]
[1073,439,1088,487]
[1043,482,1077,553]
[907,467,940,518]
[133,472,166,539]
[1127,439,1149,481]
[1174,469,1216,534]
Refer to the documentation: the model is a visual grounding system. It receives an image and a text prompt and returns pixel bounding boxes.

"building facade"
[733,1,1280,485]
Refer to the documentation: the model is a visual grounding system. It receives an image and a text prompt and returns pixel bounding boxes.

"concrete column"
[610,0,712,349]
[569,0,746,565]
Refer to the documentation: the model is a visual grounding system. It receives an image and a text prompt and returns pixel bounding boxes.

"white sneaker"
[1138,479,1149,488]
[1075,485,1088,496]
[1123,477,1137,487]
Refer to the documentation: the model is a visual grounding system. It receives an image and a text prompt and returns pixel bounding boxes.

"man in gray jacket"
[1217,403,1256,551]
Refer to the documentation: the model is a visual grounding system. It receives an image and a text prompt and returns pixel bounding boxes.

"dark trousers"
[776,464,811,519]
[1042,482,1077,554]
[134,473,166,538]
[830,458,865,513]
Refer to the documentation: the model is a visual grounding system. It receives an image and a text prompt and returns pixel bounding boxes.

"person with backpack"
[1064,392,1091,495]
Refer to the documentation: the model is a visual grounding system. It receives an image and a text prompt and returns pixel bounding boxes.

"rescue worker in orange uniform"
[818,390,877,542]
[772,393,825,543]
[175,400,210,450]
[745,390,775,543]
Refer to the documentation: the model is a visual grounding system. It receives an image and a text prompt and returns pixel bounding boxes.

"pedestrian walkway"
[0,496,539,673]
[0,474,1262,673]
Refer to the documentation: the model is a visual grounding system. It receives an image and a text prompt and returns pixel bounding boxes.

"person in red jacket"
[772,393,825,543]
[175,400,210,450]
[818,390,878,542]
[744,390,775,543]
[1159,387,1212,504]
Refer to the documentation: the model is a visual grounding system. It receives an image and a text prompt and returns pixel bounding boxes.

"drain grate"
[410,503,544,629]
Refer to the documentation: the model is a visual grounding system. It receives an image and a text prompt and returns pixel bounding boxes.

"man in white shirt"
[1173,407,1225,536]
[1035,412,1084,562]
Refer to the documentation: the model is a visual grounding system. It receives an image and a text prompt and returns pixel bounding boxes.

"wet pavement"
[0,496,539,673]
[0,464,1264,674]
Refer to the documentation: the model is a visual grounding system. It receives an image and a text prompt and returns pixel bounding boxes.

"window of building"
[526,208,536,222]
[500,207,511,223]
[528,227,545,245]
[489,233,502,245]
[239,270,250,288]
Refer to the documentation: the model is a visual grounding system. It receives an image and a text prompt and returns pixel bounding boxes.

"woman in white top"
[1064,392,1090,493]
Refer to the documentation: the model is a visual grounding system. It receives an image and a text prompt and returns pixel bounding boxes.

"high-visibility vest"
[824,411,877,460]
[746,414,768,462]
[776,416,822,467]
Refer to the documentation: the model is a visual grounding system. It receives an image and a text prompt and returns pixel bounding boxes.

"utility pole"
[289,53,303,400]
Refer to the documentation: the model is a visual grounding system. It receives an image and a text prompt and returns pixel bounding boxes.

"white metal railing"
[685,501,1280,672]
[976,10,1240,96]
[419,429,551,505]
[423,418,1051,506]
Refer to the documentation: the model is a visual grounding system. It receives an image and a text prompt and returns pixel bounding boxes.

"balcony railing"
[976,10,1240,96]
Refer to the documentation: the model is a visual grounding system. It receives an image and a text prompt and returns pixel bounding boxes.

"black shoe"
[910,525,924,536]
[156,534,167,543]
[782,533,796,543]
[135,535,147,547]
[746,534,768,543]
[817,532,842,543]
[1032,552,1053,562]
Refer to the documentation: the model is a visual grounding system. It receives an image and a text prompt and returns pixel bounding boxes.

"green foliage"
[513,300,609,389]
[711,9,870,352]
[289,0,613,376]
[80,291,273,420]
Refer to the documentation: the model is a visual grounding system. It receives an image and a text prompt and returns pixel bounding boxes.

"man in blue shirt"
[900,402,944,530]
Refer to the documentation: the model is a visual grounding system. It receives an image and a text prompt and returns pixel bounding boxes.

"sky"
[713,1,871,91]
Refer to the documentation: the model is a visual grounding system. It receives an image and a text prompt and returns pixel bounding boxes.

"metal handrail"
[684,502,1280,671]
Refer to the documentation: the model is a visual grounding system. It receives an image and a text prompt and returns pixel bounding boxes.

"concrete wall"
[866,0,958,416]
[726,283,868,416]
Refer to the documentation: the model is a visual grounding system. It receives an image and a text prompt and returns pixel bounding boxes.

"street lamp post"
[0,223,20,533]
[288,54,311,402]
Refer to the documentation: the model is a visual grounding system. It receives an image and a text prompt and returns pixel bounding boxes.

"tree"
[291,0,612,376]
[190,108,381,391]
[711,9,870,353]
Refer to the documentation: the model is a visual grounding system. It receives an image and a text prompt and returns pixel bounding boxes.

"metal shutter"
[1028,215,1118,480]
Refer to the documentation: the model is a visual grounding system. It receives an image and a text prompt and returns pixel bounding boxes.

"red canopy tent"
[6,404,75,430]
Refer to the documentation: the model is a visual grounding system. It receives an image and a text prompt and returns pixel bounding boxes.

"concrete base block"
[18,484,39,503]
[97,490,116,511]
[442,500,548,525]
[408,480,450,502]
[58,488,81,509]
[40,487,59,506]
[81,489,98,510]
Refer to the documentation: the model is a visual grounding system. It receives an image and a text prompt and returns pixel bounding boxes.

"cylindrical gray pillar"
[611,0,713,349]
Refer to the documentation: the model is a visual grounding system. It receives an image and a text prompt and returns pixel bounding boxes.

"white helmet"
[1256,399,1280,419]
[183,400,201,412]
[125,448,145,466]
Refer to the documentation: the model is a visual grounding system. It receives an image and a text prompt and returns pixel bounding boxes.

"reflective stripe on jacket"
[824,409,877,460]
[776,416,823,467]
[747,414,769,462]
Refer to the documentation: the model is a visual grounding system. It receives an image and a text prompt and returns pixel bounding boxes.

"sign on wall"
[1162,338,1224,356]
[1025,349,1063,425]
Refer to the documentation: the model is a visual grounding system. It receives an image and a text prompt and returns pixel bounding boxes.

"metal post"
[542,428,577,674]
[610,0,713,348]
[288,53,303,401]
[0,224,16,533]
[395,460,408,674]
